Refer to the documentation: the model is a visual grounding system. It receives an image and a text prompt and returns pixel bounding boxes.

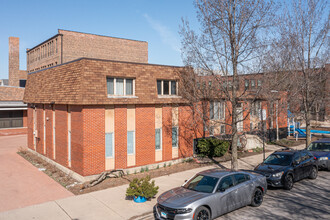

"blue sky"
[0,0,198,79]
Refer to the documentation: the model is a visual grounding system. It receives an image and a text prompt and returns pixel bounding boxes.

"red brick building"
[0,37,27,134]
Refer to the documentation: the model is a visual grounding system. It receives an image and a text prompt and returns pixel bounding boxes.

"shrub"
[145,166,149,172]
[140,167,145,173]
[126,176,159,199]
[197,138,229,157]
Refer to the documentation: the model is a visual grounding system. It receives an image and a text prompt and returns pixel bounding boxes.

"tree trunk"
[231,117,238,171]
[306,110,312,147]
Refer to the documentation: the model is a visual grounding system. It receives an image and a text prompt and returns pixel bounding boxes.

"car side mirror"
[218,188,226,192]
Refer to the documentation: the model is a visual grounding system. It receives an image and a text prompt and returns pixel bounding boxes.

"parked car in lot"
[306,138,330,170]
[154,169,267,220]
[254,149,318,190]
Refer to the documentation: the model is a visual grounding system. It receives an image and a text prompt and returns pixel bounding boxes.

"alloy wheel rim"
[287,176,293,188]
[254,190,262,204]
[197,210,209,220]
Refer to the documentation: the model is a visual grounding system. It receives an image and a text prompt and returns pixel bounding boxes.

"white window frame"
[172,126,179,148]
[127,131,135,155]
[157,80,178,96]
[155,128,162,151]
[105,132,115,158]
[107,77,136,97]
[211,101,225,120]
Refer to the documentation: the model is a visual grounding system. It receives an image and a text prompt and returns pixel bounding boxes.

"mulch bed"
[17,148,266,195]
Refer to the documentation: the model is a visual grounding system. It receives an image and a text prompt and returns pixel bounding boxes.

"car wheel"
[250,188,263,207]
[283,174,294,190]
[194,206,211,220]
[309,166,318,179]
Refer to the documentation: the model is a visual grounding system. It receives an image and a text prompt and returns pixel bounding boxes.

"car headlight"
[175,208,192,214]
[272,172,284,178]
[319,157,328,161]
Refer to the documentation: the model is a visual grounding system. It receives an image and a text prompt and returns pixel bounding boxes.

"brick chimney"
[9,37,20,87]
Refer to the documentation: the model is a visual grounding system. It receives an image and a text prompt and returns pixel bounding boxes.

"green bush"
[197,138,229,157]
[126,176,159,199]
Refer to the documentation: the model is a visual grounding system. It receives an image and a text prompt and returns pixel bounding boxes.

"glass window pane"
[155,128,161,150]
[116,78,124,95]
[171,81,177,95]
[172,127,178,147]
[126,79,133,95]
[107,78,114,95]
[258,80,262,87]
[127,131,134,154]
[163,81,169,95]
[157,80,162,95]
[210,102,214,119]
[105,133,113,157]
[251,80,255,88]
[214,102,219,119]
[220,102,224,119]
[245,80,249,88]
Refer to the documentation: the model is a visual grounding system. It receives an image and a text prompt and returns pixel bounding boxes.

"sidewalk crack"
[54,201,75,220]
[89,194,125,219]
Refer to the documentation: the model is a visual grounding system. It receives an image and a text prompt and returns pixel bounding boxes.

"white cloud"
[143,14,180,52]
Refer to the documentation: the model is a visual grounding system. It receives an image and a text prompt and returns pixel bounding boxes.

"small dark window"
[163,81,169,95]
[258,80,262,88]
[157,80,162,95]
[19,80,26,88]
[251,80,256,89]
[171,81,177,95]
[245,80,249,89]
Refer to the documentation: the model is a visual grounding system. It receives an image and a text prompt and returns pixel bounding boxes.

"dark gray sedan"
[154,169,267,220]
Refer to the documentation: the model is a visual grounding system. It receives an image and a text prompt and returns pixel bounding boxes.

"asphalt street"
[139,171,330,220]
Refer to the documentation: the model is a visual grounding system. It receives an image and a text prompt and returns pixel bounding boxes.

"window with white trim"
[172,127,178,148]
[107,77,135,96]
[210,101,225,120]
[127,131,135,154]
[155,128,162,150]
[157,80,178,96]
[105,132,114,158]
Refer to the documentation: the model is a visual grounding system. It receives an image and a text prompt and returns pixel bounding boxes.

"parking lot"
[139,171,330,220]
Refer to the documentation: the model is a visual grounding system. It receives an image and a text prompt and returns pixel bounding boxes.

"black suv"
[254,149,318,190]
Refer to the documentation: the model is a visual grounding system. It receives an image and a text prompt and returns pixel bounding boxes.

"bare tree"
[180,0,276,170]
[264,0,329,146]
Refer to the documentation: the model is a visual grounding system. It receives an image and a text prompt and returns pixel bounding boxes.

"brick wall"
[36,104,44,154]
[82,106,105,176]
[55,105,68,166]
[60,29,148,64]
[71,105,84,175]
[27,106,34,150]
[178,105,194,157]
[0,86,24,101]
[45,105,53,158]
[9,37,19,87]
[136,105,155,166]
[115,105,127,169]
[162,106,172,161]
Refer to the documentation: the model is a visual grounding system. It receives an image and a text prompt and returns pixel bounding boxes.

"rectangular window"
[105,132,114,158]
[116,78,124,95]
[220,125,225,134]
[157,80,162,95]
[107,77,134,96]
[107,78,114,95]
[245,80,249,89]
[127,131,135,154]
[214,102,219,120]
[251,80,256,89]
[257,80,262,88]
[163,80,169,95]
[172,127,178,148]
[155,128,162,150]
[171,80,177,95]
[126,79,133,95]
[210,102,214,119]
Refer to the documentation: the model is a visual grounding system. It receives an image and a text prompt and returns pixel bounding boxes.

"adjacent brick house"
[26,29,148,73]
[0,37,27,133]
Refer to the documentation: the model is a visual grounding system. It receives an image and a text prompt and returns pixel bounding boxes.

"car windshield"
[307,143,330,152]
[183,175,219,193]
[264,154,293,166]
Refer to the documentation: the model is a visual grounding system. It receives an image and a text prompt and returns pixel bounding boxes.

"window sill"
[108,95,138,99]
[158,95,182,98]
[156,149,162,151]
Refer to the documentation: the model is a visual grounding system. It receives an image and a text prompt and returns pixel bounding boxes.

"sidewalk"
[0,145,288,220]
